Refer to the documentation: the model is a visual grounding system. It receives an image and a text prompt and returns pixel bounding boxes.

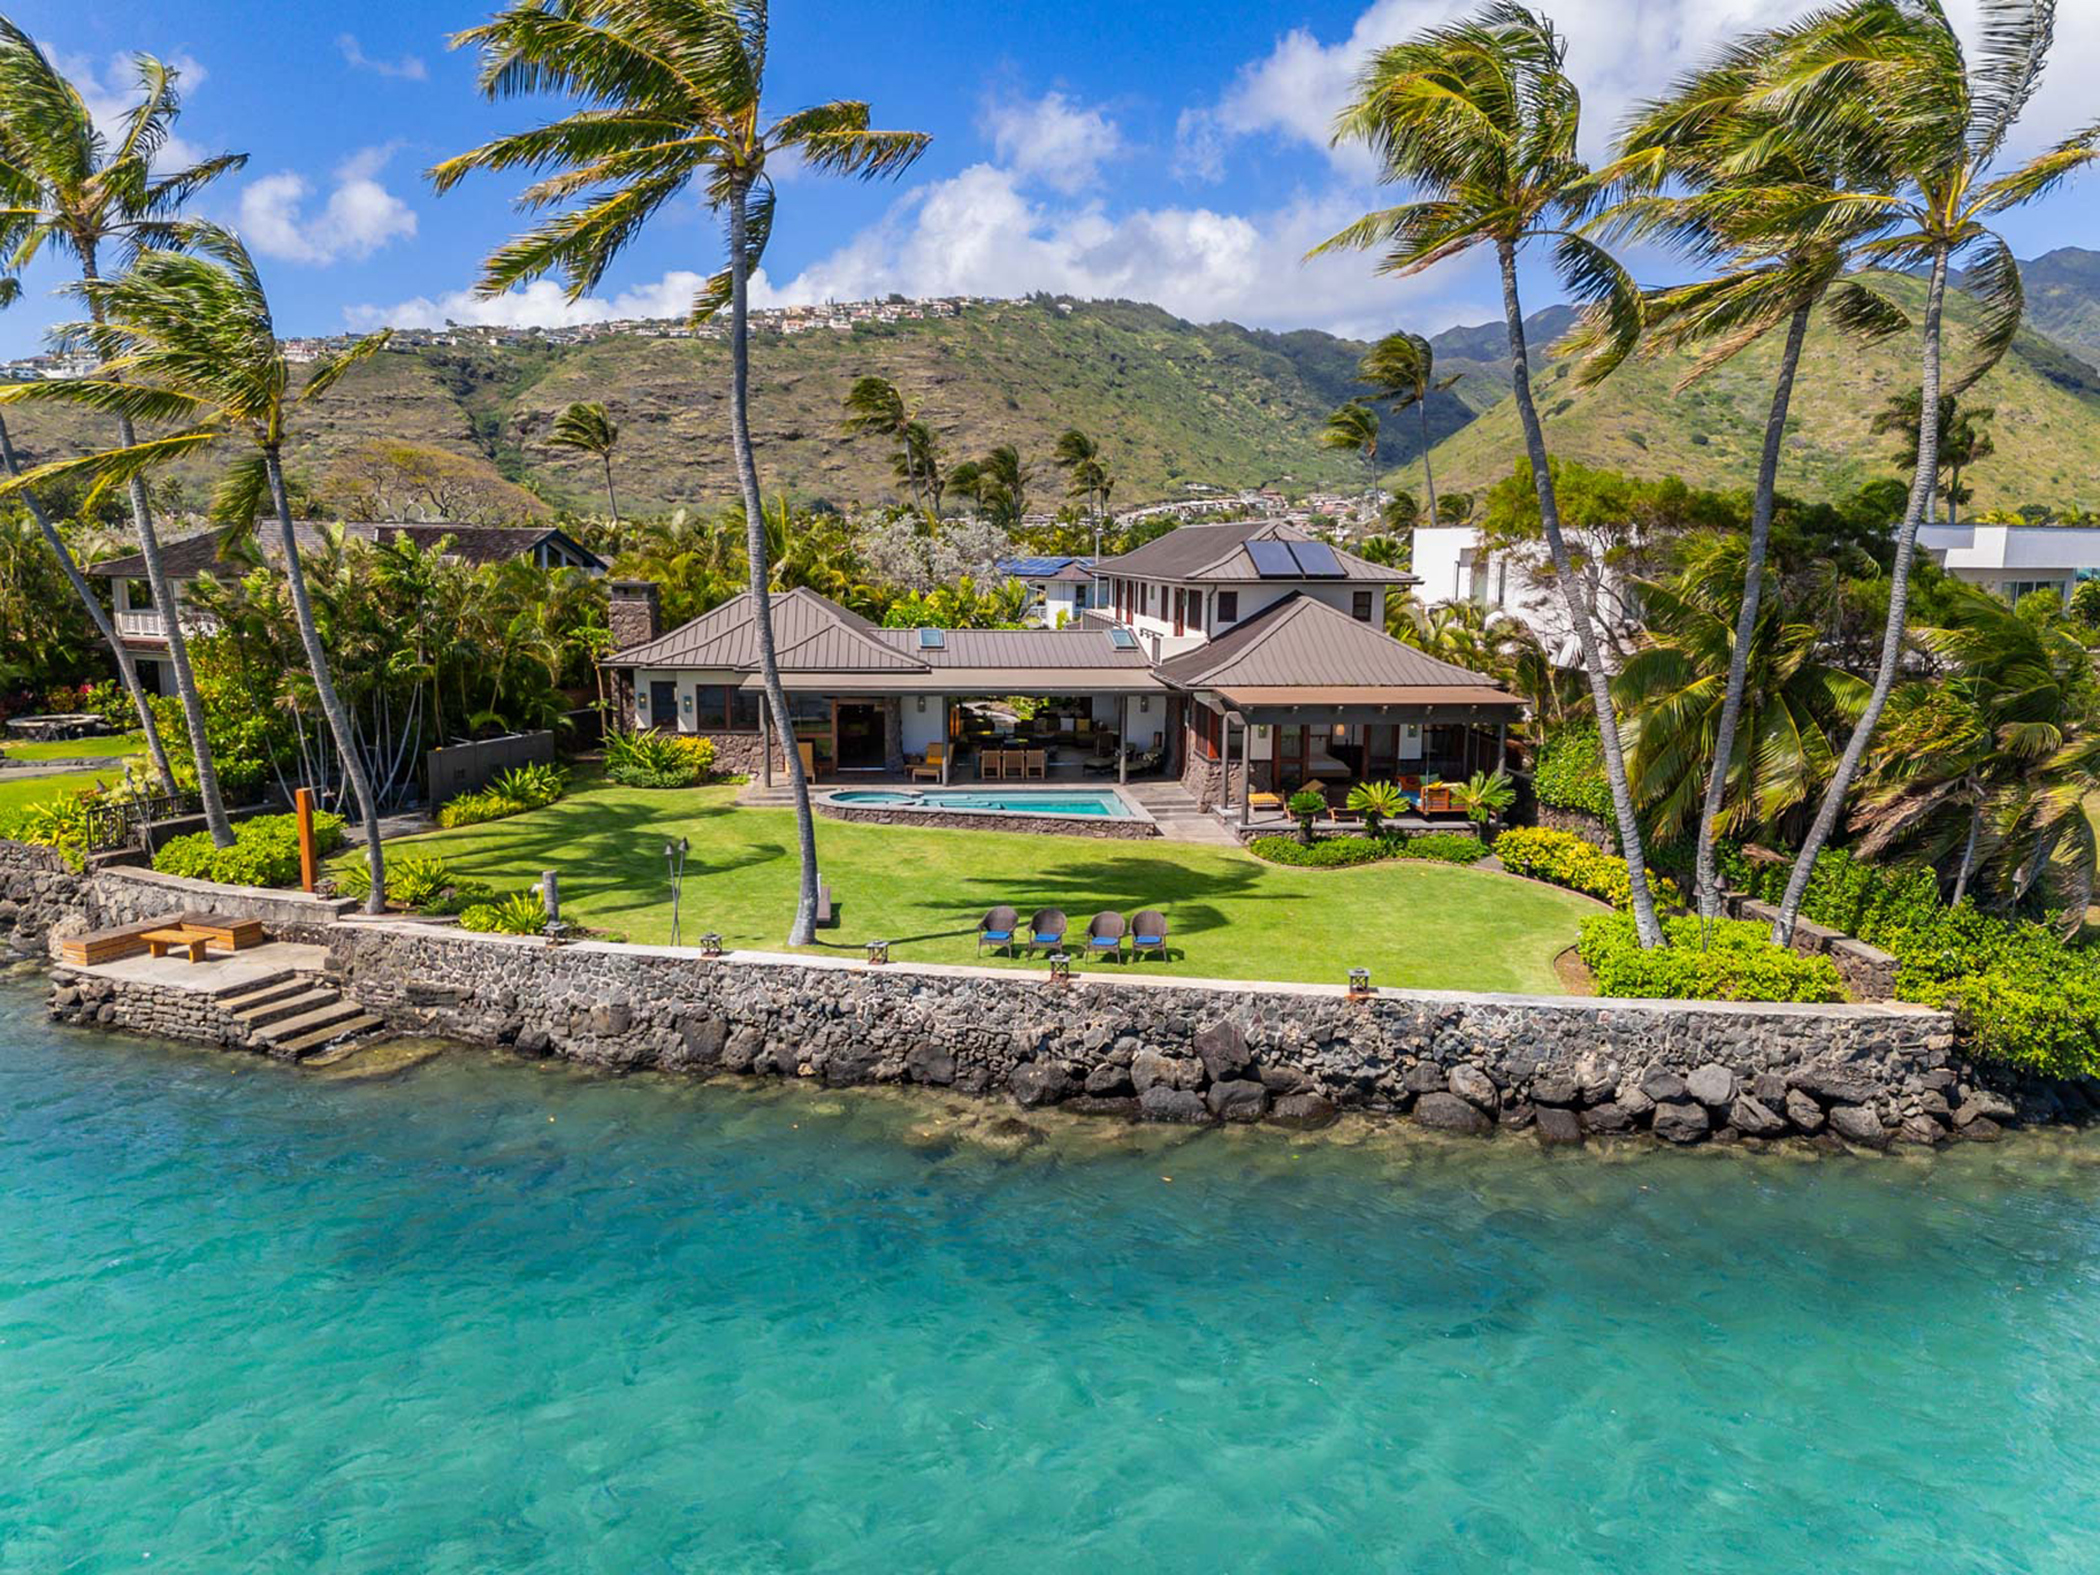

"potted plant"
[1346,779,1406,838]
[1451,768,1516,838]
[1286,787,1329,847]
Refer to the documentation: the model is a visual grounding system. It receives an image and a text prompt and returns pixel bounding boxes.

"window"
[1193,705,1223,761]
[695,685,763,731]
[1353,590,1374,622]
[1173,587,1186,637]
[1216,591,1239,624]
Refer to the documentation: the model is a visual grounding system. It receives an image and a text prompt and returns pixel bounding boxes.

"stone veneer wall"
[46,967,251,1047]
[816,803,1160,840]
[317,921,2044,1148]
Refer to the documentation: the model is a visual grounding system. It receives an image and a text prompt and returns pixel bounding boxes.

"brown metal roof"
[88,521,603,579]
[1093,519,1413,584]
[1159,593,1518,699]
[740,668,1167,695]
[871,627,1152,670]
[1215,685,1525,711]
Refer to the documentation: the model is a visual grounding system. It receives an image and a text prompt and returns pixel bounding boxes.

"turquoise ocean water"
[4,975,2099,1573]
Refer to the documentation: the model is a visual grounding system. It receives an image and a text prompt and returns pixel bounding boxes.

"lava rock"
[1008,1061,1071,1108]
[1531,1071,1580,1107]
[1580,1102,1636,1135]
[1402,1063,1449,1097]
[1448,1064,1500,1112]
[1897,1115,1946,1146]
[1064,1095,1140,1119]
[1138,1085,1211,1124]
[1651,1100,1711,1145]
[1414,1092,1493,1135]
[1752,1072,1790,1108]
[1827,1103,1890,1148]
[1534,1105,1584,1145]
[1957,1114,2004,1142]
[1500,1100,1537,1132]
[1728,1095,1788,1138]
[1687,1063,1739,1108]
[1784,1088,1826,1133]
[1640,1068,1688,1103]
[1258,1063,1315,1095]
[1206,1079,1269,1122]
[1194,1019,1254,1083]
[904,1042,956,1086]
[1616,1086,1657,1120]
[1131,1049,1202,1094]
[1788,1065,1880,1106]
[1954,1089,2015,1125]
[1270,1092,1339,1129]
[1084,1063,1135,1097]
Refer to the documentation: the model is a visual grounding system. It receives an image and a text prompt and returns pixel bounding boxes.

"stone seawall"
[321,922,2025,1148]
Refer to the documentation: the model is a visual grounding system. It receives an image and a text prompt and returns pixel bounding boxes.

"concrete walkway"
[1120,781,1242,846]
[71,940,330,997]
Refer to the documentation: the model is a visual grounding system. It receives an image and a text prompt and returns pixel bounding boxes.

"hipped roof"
[1092,519,1414,585]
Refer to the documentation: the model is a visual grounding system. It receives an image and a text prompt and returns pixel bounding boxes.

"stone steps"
[218,975,311,1015]
[222,972,386,1059]
[232,986,341,1028]
[274,1013,386,1059]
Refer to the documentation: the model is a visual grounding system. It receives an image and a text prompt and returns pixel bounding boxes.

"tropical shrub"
[1250,833,1404,867]
[1286,788,1328,847]
[1720,843,2100,1077]
[1400,832,1490,864]
[154,811,345,888]
[606,729,716,788]
[491,763,567,809]
[1451,767,1516,830]
[1494,826,1681,909]
[332,851,491,911]
[1534,723,1611,820]
[437,787,529,829]
[1345,779,1406,836]
[1580,914,1845,1004]
[459,890,549,935]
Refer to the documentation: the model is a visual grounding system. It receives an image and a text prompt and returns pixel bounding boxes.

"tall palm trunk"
[602,454,620,524]
[80,247,235,846]
[0,412,177,792]
[1773,251,1948,944]
[1497,240,1665,947]
[1418,399,1440,527]
[1693,304,1811,920]
[729,179,821,946]
[1951,796,1981,907]
[265,449,384,914]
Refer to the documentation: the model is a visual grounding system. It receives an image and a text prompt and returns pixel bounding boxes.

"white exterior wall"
[1919,523,2100,604]
[898,699,946,757]
[1105,577,1385,660]
[1410,524,1592,662]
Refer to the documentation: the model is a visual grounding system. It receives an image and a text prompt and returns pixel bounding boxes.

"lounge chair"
[1024,906,1067,954]
[1129,909,1168,962]
[1084,910,1127,961]
[1025,749,1047,780]
[977,904,1020,957]
[1248,790,1284,814]
[912,743,945,783]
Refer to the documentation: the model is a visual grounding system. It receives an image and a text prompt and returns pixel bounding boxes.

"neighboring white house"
[1918,522,2100,604]
[995,556,1099,627]
[1408,522,1643,666]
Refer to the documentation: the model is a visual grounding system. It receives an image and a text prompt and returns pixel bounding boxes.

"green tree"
[434,0,928,945]
[1357,331,1459,525]
[1869,389,1995,525]
[841,375,929,513]
[0,27,246,835]
[1317,401,1381,500]
[1762,0,2099,945]
[950,444,1029,528]
[1053,428,1113,554]
[549,400,621,523]
[1594,13,1907,919]
[0,228,393,911]
[1314,5,1667,941]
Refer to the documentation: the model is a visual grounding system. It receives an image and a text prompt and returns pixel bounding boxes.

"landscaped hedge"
[1493,827,1680,909]
[1533,722,1612,820]
[1720,844,2100,1078]
[605,731,715,789]
[1579,914,1845,1004]
[155,811,345,888]
[331,851,493,914]
[1248,831,1489,868]
[435,763,567,830]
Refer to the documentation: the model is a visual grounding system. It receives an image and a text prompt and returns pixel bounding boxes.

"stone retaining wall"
[46,966,249,1047]
[317,921,2043,1148]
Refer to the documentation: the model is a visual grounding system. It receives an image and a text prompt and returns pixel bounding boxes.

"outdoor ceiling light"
[866,939,890,966]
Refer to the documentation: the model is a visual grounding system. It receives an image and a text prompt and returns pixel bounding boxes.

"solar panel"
[1287,540,1347,578]
[917,627,946,649]
[1246,539,1300,578]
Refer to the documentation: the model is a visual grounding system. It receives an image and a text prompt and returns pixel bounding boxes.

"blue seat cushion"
[1032,932,1060,944]
[1134,934,1162,946]
[982,930,1012,942]
[1089,937,1120,948]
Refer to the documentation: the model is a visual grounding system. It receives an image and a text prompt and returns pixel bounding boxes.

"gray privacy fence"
[425,731,556,805]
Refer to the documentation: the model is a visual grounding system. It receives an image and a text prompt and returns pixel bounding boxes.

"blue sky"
[3,0,2098,359]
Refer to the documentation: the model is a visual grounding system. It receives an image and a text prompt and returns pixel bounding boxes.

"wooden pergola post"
[941,696,952,784]
[1118,694,1129,785]
[759,699,772,788]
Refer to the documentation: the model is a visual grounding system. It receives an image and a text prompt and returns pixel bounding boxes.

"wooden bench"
[142,928,212,963]
[176,913,267,951]
[58,919,175,967]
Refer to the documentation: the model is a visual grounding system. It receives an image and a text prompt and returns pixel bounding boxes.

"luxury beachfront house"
[607,519,1523,820]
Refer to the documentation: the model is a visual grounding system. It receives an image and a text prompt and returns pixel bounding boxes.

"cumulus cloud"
[239,146,417,266]
[981,91,1124,195]
[61,50,213,174]
[336,34,427,82]
[343,269,782,331]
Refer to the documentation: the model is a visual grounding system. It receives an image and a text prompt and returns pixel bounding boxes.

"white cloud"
[239,146,417,266]
[336,33,428,82]
[344,269,767,331]
[61,50,213,175]
[981,92,1124,195]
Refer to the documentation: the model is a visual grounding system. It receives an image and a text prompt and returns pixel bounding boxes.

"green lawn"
[385,778,1602,994]
[0,732,145,763]
[0,767,122,814]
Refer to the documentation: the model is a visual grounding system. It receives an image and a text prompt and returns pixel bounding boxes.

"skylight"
[1109,628,1139,650]
[917,627,946,649]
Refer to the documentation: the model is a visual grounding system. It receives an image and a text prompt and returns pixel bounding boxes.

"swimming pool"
[827,787,1135,818]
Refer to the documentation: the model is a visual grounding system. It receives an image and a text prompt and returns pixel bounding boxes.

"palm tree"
[549,400,621,522]
[1315,2,1666,946]
[1592,14,1908,919]
[1053,428,1113,555]
[0,277,177,790]
[1761,0,2099,945]
[433,0,928,946]
[1358,331,1460,525]
[1318,402,1381,501]
[841,374,923,511]
[0,29,247,842]
[0,228,393,911]
[1869,389,1995,525]
[1613,535,1869,845]
[951,443,1029,528]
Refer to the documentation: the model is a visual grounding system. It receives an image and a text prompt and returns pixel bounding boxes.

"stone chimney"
[608,580,662,651]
